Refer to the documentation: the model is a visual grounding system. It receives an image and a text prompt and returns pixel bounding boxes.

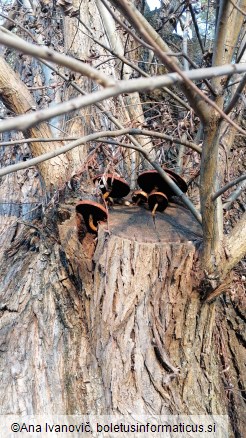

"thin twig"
[181,53,217,96]
[212,174,246,201]
[228,0,246,16]
[0,130,201,153]
[133,130,202,153]
[224,74,246,114]
[188,4,204,54]
[0,137,77,147]
[223,180,246,210]
[0,128,199,175]
[0,11,35,40]
[0,27,115,87]
[0,63,245,134]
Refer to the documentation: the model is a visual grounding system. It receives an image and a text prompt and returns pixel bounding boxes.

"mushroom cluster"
[75,169,187,237]
[135,169,188,216]
[76,173,130,235]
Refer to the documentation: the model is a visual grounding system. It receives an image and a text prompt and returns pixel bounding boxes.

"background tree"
[0,0,245,436]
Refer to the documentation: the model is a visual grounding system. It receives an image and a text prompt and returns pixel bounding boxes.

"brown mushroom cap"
[76,200,107,233]
[93,174,130,198]
[162,167,188,193]
[148,191,168,212]
[131,190,148,204]
[137,169,187,197]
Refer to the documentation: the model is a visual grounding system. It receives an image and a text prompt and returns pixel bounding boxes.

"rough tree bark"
[0,1,245,438]
[0,198,245,436]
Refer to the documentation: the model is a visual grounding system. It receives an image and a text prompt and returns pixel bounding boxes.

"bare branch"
[223,180,246,210]
[181,53,217,96]
[236,32,246,63]
[188,4,204,54]
[0,130,201,153]
[0,27,156,164]
[224,74,246,114]
[212,174,246,201]
[0,27,115,87]
[136,130,202,154]
[228,0,246,16]
[107,0,209,121]
[0,129,132,178]
[0,10,35,40]
[0,137,77,147]
[1,63,245,134]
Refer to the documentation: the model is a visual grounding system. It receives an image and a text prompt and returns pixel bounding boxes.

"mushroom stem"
[136,190,147,205]
[103,191,110,200]
[152,203,159,217]
[88,214,98,232]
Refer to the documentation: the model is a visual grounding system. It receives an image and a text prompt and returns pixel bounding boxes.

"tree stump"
[59,203,225,416]
[83,203,215,414]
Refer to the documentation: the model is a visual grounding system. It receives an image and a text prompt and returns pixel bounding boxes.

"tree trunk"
[0,200,245,435]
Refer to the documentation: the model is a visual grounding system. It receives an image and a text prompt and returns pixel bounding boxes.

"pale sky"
[147,0,161,10]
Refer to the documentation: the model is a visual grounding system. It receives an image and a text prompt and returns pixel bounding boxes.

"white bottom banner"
[0,415,228,437]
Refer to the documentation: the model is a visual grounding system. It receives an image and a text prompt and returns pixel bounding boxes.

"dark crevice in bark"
[153,344,176,374]
[237,381,246,406]
[10,222,19,243]
[231,303,246,324]
[59,247,82,292]
[0,305,18,313]
[233,330,246,350]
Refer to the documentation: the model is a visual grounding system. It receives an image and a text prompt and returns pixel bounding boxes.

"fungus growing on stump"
[137,169,188,199]
[131,190,148,205]
[162,167,188,194]
[148,191,168,216]
[93,174,130,201]
[76,200,107,234]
